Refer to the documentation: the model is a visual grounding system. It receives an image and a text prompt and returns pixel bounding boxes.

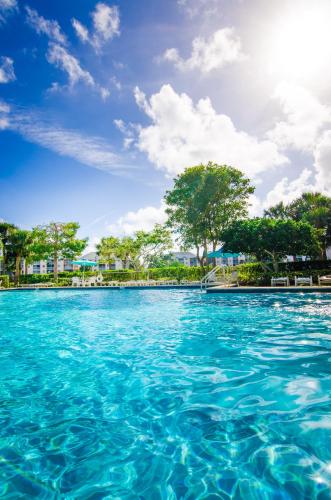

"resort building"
[207,248,248,267]
[79,252,123,271]
[23,252,123,275]
[170,252,198,267]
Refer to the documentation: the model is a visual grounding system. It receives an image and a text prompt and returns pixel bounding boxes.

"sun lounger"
[72,277,82,287]
[271,277,289,287]
[294,276,313,286]
[318,274,331,286]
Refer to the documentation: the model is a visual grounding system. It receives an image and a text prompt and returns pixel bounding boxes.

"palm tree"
[7,230,34,284]
[0,222,17,274]
[289,193,331,259]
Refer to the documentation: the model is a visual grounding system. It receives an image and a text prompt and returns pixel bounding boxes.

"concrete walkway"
[207,285,331,293]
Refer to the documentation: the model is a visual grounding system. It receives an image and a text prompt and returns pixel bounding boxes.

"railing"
[200,266,221,290]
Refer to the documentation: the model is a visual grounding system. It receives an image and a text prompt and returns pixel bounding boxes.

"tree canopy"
[97,225,172,270]
[165,162,254,266]
[222,218,321,271]
[31,222,87,280]
[6,229,34,283]
[264,192,331,259]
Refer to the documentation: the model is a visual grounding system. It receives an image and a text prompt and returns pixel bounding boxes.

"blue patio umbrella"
[207,248,241,259]
[71,259,96,282]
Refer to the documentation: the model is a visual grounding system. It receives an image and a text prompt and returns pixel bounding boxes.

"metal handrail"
[200,266,221,290]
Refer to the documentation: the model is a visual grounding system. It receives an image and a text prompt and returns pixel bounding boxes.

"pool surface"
[0,289,330,498]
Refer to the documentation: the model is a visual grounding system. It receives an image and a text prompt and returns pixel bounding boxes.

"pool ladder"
[200,266,221,290]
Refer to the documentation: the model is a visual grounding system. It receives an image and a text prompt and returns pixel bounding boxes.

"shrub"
[12,260,331,287]
[226,262,330,286]
[0,275,10,288]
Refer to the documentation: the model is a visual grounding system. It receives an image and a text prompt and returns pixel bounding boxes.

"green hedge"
[226,262,330,286]
[9,262,331,287]
[0,275,9,288]
[16,266,211,284]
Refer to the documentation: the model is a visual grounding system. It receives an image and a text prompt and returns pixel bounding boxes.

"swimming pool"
[0,289,330,498]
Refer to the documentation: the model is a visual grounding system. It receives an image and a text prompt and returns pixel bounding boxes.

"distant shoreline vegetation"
[0,163,330,286]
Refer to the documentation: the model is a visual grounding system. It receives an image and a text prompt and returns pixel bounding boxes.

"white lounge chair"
[294,276,313,286]
[96,273,104,285]
[84,276,98,286]
[72,277,82,287]
[318,274,331,286]
[271,277,289,287]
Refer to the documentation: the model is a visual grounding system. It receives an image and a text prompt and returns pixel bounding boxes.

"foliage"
[0,222,17,274]
[222,218,321,271]
[31,222,87,280]
[264,192,331,259]
[227,262,331,286]
[165,162,254,266]
[148,254,181,268]
[96,236,120,266]
[0,275,9,288]
[18,265,210,284]
[15,260,331,286]
[6,229,34,283]
[135,225,173,269]
[97,225,172,270]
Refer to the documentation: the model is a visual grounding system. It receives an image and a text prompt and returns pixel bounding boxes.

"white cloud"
[114,119,139,149]
[131,84,288,177]
[108,202,167,236]
[71,18,89,43]
[8,110,128,174]
[248,194,263,217]
[0,0,17,23]
[46,43,109,99]
[47,43,94,86]
[0,100,9,129]
[72,3,120,52]
[163,28,245,73]
[92,3,120,44]
[313,130,331,193]
[0,56,15,83]
[177,0,219,19]
[25,6,67,45]
[267,82,331,152]
[263,169,314,209]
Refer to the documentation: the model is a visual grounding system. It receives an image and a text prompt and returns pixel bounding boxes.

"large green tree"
[97,225,172,270]
[7,229,34,284]
[134,225,172,269]
[0,222,17,274]
[97,235,140,269]
[96,236,119,267]
[165,162,254,266]
[222,218,321,271]
[264,192,331,259]
[31,222,87,280]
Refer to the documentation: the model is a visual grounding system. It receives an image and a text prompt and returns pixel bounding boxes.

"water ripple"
[0,290,330,498]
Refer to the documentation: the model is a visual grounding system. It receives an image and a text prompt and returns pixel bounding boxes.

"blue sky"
[1,0,331,249]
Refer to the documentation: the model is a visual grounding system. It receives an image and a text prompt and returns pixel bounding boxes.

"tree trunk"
[203,242,208,268]
[196,246,204,268]
[15,255,21,284]
[54,252,59,282]
[212,240,217,267]
[272,255,279,273]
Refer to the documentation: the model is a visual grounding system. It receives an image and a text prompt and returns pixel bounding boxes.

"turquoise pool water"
[0,289,330,499]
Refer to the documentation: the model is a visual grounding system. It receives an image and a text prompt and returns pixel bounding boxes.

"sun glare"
[268,2,331,82]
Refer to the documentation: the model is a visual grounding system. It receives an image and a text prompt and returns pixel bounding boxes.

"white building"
[24,252,123,275]
[80,252,123,271]
[170,252,198,267]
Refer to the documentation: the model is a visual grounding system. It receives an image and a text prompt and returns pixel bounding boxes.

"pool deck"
[207,285,331,293]
[1,284,331,293]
